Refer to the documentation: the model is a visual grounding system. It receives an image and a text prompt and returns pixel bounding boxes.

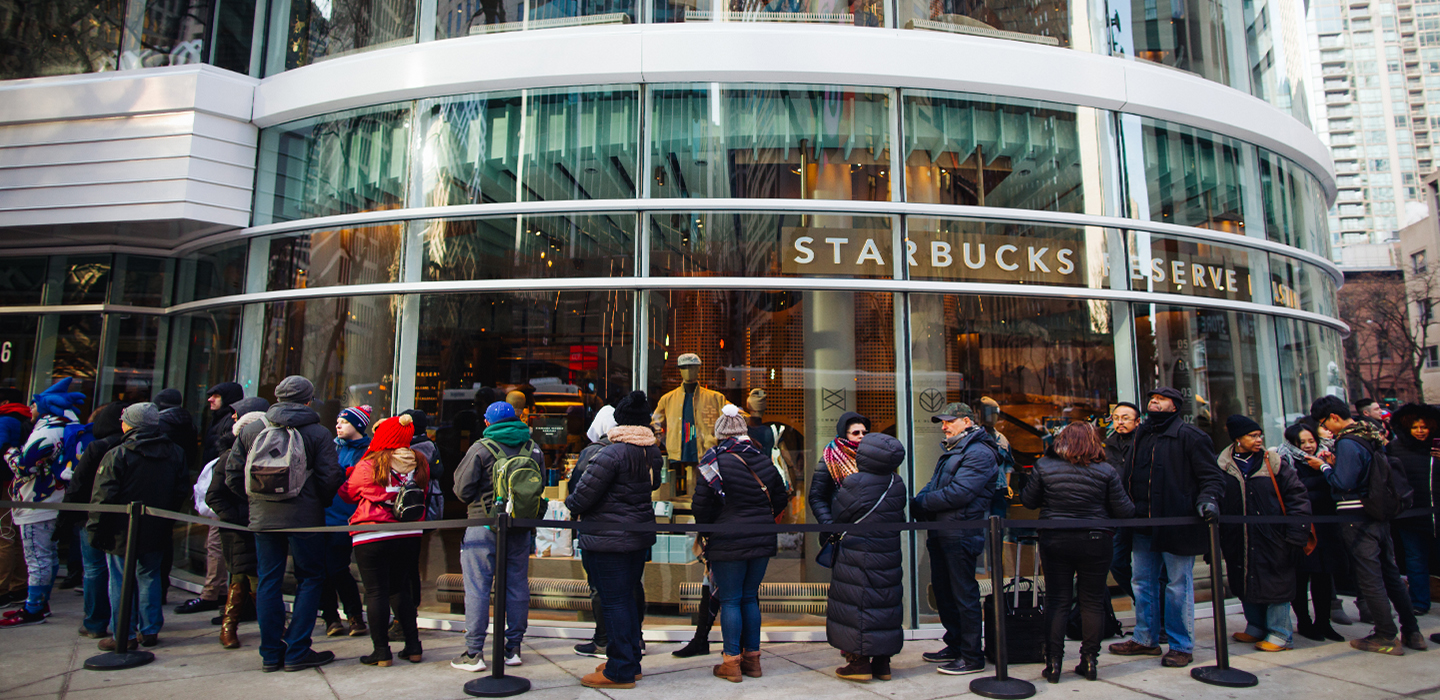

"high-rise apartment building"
[1308,0,1433,252]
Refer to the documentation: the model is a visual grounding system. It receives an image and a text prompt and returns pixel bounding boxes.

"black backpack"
[1341,435,1414,521]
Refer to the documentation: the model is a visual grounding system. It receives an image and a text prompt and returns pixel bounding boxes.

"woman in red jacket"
[339,414,429,666]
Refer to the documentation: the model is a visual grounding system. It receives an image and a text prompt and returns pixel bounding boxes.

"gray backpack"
[244,418,310,501]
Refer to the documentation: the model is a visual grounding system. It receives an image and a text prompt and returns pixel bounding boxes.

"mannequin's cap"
[676,353,702,367]
[748,388,766,400]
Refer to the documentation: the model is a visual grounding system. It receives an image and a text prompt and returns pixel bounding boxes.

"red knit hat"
[368,414,414,452]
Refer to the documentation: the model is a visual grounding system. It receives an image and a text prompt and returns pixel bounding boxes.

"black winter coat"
[1218,447,1311,605]
[1388,405,1436,536]
[87,429,189,557]
[693,439,788,562]
[1286,447,1342,574]
[60,401,126,532]
[565,426,662,553]
[202,382,243,464]
[1020,455,1134,524]
[913,428,998,542]
[159,405,199,470]
[1123,414,1225,556]
[1102,430,1135,477]
[825,433,907,657]
[223,402,343,531]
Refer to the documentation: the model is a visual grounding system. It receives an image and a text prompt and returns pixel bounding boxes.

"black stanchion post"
[85,502,155,671]
[464,513,530,698]
[970,516,1035,700]
[1191,520,1258,688]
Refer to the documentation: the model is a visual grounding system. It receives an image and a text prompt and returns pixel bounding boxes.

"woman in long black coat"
[823,432,908,683]
[1388,403,1439,615]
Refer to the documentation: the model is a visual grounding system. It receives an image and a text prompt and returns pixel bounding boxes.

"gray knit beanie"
[121,402,160,431]
[714,403,749,439]
[274,375,315,404]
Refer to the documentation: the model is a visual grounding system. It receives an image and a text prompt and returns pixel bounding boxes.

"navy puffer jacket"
[565,426,663,553]
[825,433,908,657]
[692,439,788,562]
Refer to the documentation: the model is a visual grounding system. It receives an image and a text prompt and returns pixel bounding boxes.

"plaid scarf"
[822,437,859,484]
[698,437,762,497]
[1337,419,1388,449]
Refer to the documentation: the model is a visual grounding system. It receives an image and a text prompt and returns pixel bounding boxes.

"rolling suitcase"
[984,540,1046,665]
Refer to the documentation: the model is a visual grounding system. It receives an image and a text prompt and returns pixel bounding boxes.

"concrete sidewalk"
[3,590,1438,700]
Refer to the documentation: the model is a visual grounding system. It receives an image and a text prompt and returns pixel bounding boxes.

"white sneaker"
[451,652,486,672]
[505,651,522,667]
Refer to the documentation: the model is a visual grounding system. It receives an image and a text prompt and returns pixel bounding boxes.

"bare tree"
[1337,269,1435,402]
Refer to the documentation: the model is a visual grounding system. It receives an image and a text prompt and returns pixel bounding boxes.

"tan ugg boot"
[713,653,743,682]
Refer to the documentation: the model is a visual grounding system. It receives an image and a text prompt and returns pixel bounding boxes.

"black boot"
[1043,655,1063,684]
[1074,652,1098,681]
[672,636,710,658]
[673,584,716,658]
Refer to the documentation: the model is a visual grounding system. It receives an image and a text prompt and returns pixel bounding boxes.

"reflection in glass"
[258,296,397,428]
[1268,254,1336,316]
[904,92,1082,211]
[418,88,640,206]
[0,315,38,395]
[650,212,895,278]
[906,219,1106,286]
[0,0,123,79]
[650,85,891,201]
[1139,118,1246,232]
[170,308,243,419]
[1258,149,1327,255]
[1127,0,1233,86]
[1274,318,1346,424]
[62,255,113,305]
[909,293,1116,622]
[898,0,1066,46]
[0,258,48,306]
[421,214,635,281]
[1243,0,1308,127]
[281,0,416,69]
[104,314,165,404]
[1127,231,1256,302]
[647,288,897,618]
[51,314,104,417]
[266,225,403,291]
[113,255,171,307]
[256,104,410,224]
[119,0,212,70]
[179,240,249,303]
[655,0,882,26]
[436,0,633,37]
[1133,303,1263,449]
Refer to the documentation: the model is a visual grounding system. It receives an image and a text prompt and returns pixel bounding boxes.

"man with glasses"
[1104,402,1141,599]
[913,401,1000,677]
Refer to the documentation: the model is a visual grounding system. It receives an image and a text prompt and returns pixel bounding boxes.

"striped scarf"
[697,437,762,497]
[822,437,859,484]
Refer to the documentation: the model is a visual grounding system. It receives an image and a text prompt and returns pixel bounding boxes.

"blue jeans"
[1242,601,1293,647]
[254,532,325,666]
[1131,533,1195,653]
[928,535,985,665]
[460,526,532,655]
[583,548,647,683]
[710,557,770,656]
[1393,524,1433,612]
[80,535,110,634]
[105,550,163,636]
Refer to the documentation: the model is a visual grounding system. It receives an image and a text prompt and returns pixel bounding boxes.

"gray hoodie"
[223,402,343,531]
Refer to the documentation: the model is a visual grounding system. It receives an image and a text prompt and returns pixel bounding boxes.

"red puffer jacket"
[339,448,429,540]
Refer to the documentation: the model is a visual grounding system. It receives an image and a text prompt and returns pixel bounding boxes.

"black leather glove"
[1197,501,1220,524]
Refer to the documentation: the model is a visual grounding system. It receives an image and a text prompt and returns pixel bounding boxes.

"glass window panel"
[1128,0,1235,86]
[655,0,883,26]
[1139,118,1247,232]
[1126,232,1259,302]
[266,224,403,291]
[649,211,895,278]
[169,308,244,423]
[1133,304,1264,448]
[1268,254,1336,316]
[62,255,113,305]
[0,1,123,80]
[105,314,165,404]
[1275,318,1347,424]
[256,104,411,225]
[280,0,416,70]
[437,0,632,37]
[120,0,213,70]
[51,314,104,417]
[421,213,636,281]
[649,85,892,201]
[258,296,397,428]
[1258,149,1329,254]
[0,258,48,306]
[0,315,38,396]
[113,255,171,307]
[906,219,1111,286]
[903,92,1083,212]
[646,289,897,613]
[897,0,1066,44]
[909,294,1115,624]
[181,240,250,303]
[419,87,640,206]
[210,0,258,73]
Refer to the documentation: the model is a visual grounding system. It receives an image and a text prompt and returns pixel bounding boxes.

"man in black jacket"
[224,375,342,672]
[913,401,999,677]
[86,403,188,648]
[1108,387,1224,668]
[1104,401,1140,599]
[202,382,244,464]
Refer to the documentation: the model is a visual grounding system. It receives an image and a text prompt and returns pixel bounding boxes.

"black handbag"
[984,541,1047,664]
[815,474,894,569]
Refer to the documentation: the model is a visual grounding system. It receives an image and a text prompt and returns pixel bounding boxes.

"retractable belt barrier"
[2,498,1433,698]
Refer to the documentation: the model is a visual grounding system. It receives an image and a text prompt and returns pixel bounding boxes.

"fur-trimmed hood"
[607,425,657,446]
[234,410,266,436]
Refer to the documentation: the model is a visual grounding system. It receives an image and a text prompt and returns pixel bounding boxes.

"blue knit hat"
[33,378,86,419]
[484,401,517,425]
[338,405,372,433]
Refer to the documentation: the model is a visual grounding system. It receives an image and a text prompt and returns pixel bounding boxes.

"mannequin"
[651,354,726,492]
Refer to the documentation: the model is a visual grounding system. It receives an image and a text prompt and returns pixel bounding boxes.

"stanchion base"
[969,676,1037,699]
[463,675,531,697]
[83,650,155,671]
[1191,665,1258,688]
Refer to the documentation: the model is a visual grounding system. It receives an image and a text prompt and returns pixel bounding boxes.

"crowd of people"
[0,375,1435,689]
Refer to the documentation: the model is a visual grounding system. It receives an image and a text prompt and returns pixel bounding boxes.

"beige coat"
[651,384,727,462]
